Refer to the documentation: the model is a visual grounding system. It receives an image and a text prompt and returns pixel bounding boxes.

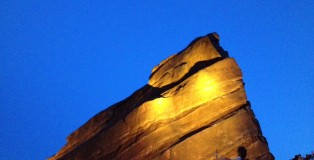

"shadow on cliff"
[149,33,229,79]
[92,33,231,131]
[102,57,225,129]
[67,33,230,146]
[57,33,236,159]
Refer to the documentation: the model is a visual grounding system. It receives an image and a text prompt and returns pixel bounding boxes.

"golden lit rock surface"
[49,33,274,160]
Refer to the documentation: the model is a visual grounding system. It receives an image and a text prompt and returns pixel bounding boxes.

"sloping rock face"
[50,33,274,160]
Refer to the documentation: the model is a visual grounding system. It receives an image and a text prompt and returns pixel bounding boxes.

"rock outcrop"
[50,33,274,160]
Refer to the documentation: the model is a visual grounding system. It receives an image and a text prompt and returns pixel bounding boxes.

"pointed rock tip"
[207,32,220,41]
[148,32,227,87]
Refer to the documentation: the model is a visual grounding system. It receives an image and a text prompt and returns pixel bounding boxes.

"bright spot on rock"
[151,97,171,118]
[195,72,219,97]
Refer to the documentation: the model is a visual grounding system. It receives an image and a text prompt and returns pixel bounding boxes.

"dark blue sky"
[1,1,313,159]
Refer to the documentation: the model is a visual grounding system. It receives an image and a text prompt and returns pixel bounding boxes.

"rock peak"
[208,32,220,41]
[149,32,229,88]
[50,33,273,160]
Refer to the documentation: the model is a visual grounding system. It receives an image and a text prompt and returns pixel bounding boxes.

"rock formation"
[50,33,274,160]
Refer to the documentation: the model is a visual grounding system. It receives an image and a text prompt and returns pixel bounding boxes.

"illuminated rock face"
[50,33,274,160]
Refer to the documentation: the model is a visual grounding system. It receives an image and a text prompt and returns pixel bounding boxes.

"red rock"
[49,33,274,160]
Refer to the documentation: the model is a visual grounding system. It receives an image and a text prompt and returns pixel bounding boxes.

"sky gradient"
[1,1,313,159]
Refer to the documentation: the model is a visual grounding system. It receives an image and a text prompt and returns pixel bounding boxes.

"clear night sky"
[1,1,313,159]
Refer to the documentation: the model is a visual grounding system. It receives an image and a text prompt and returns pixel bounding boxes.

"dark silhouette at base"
[237,146,247,160]
[292,152,314,160]
[220,146,247,160]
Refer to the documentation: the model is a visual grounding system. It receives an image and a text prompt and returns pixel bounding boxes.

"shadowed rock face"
[49,33,274,160]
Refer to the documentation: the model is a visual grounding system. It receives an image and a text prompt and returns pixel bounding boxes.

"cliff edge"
[50,33,274,160]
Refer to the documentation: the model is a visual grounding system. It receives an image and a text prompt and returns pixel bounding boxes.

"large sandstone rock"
[50,33,274,160]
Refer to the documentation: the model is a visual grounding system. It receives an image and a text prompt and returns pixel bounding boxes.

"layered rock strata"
[50,33,274,160]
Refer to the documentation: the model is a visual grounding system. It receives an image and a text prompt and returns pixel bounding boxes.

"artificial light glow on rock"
[195,72,219,96]
[49,33,274,160]
[150,97,171,118]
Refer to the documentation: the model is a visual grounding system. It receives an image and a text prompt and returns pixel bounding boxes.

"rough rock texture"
[50,33,274,160]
